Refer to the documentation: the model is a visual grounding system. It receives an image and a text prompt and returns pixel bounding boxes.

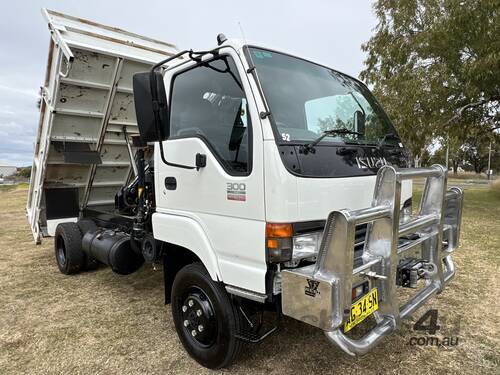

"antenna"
[238,21,255,69]
[238,21,248,44]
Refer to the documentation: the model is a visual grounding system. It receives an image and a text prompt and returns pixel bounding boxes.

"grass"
[447,171,498,181]
[491,179,500,193]
[0,182,28,192]
[0,184,499,374]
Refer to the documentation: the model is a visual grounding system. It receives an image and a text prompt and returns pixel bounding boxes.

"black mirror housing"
[133,71,169,143]
[354,110,366,136]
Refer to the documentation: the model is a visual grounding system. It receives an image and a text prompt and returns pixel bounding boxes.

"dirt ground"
[0,185,499,375]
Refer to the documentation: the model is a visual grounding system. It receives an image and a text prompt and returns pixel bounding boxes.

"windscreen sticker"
[252,50,273,59]
[227,183,246,202]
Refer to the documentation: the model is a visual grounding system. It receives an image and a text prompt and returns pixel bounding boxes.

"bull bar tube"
[281,165,464,356]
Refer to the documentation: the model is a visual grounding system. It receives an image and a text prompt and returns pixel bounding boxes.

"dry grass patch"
[0,184,499,374]
[490,179,500,193]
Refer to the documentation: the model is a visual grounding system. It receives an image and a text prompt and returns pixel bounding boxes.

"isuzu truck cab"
[28,10,464,370]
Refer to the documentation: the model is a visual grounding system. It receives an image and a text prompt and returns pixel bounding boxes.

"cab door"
[154,50,266,292]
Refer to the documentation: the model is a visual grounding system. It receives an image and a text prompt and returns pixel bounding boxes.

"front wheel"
[171,263,243,369]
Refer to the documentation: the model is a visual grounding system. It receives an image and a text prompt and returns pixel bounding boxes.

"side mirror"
[354,110,365,136]
[132,71,169,143]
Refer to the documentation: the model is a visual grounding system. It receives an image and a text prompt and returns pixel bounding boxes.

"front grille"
[353,224,423,267]
[353,223,368,266]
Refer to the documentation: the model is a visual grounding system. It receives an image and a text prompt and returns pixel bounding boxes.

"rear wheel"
[76,219,99,270]
[54,222,86,274]
[171,263,243,369]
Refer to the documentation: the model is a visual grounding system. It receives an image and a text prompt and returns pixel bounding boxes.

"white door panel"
[154,49,267,292]
[157,138,264,219]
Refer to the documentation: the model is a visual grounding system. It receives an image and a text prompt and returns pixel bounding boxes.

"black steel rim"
[56,236,66,266]
[180,287,217,346]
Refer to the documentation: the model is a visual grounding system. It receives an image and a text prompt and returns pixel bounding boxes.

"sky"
[0,0,378,167]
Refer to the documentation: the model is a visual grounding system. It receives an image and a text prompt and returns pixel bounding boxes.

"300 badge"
[226,182,246,202]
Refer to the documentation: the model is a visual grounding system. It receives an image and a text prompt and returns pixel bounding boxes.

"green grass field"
[0,184,498,374]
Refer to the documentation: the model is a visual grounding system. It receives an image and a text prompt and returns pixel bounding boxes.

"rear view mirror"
[354,110,366,136]
[133,71,169,143]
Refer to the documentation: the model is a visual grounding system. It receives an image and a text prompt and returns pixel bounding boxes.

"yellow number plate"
[344,288,379,333]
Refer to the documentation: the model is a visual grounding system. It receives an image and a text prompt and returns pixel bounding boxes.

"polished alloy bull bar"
[281,165,464,356]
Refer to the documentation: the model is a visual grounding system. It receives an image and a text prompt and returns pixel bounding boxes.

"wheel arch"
[152,212,223,303]
[162,243,203,304]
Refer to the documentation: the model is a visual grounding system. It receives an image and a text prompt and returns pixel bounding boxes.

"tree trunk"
[452,159,459,175]
[473,158,482,174]
[414,155,421,168]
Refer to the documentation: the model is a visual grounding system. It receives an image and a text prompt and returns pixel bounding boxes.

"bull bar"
[281,165,464,356]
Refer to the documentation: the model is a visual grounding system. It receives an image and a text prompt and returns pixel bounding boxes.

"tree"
[318,115,348,132]
[459,134,491,173]
[16,167,32,179]
[360,0,500,166]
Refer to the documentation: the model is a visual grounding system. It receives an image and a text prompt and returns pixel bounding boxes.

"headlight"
[266,223,322,264]
[292,231,322,260]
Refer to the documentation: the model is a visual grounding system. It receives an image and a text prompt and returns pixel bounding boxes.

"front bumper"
[281,165,464,356]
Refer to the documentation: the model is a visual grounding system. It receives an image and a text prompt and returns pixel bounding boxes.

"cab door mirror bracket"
[133,50,198,170]
[196,153,207,170]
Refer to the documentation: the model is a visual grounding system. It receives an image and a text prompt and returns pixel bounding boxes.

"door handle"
[164,177,177,190]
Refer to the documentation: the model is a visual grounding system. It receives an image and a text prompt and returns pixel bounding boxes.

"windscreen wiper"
[301,128,363,154]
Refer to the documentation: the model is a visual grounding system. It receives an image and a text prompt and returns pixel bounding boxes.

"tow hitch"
[396,258,437,288]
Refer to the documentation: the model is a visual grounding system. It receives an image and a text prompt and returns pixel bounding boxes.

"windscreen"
[248,48,400,146]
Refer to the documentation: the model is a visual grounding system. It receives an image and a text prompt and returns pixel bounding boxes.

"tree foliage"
[16,167,31,179]
[360,0,500,166]
[458,130,498,172]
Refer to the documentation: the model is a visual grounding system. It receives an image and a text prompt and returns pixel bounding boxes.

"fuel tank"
[82,230,144,275]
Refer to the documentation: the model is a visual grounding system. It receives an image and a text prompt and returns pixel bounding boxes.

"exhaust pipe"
[82,230,144,275]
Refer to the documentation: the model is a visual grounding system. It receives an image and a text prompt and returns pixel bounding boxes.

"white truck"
[28,9,464,369]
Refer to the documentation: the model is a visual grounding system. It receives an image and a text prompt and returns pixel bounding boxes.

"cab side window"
[169,56,251,175]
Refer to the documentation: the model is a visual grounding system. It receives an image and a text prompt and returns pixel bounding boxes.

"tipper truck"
[27,9,464,369]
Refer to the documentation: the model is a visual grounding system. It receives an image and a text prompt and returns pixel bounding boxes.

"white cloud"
[0,0,377,166]
[0,107,15,116]
[0,84,38,98]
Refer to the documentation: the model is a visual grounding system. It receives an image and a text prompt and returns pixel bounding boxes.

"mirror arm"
[151,48,219,72]
[151,50,190,71]
[149,69,196,170]
[147,48,220,171]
